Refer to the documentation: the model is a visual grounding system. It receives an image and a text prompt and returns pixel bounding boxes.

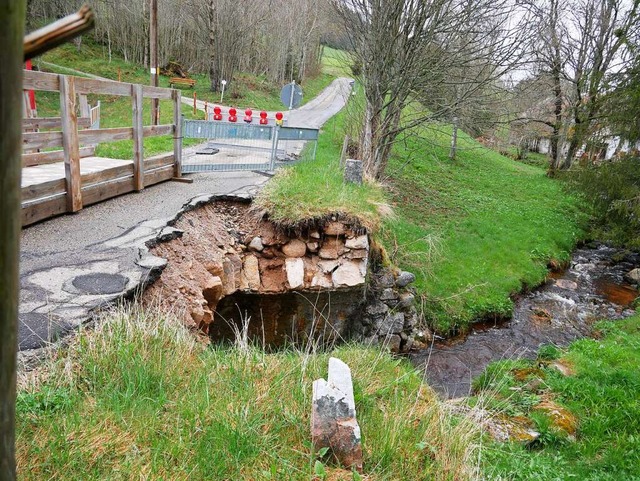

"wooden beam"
[74,77,132,97]
[145,152,174,170]
[142,85,173,100]
[22,116,91,130]
[172,89,182,178]
[21,194,67,226]
[143,124,173,137]
[59,75,82,212]
[21,178,66,203]
[22,146,95,167]
[150,0,159,125]
[22,69,60,92]
[22,131,63,150]
[131,83,144,191]
[77,127,133,144]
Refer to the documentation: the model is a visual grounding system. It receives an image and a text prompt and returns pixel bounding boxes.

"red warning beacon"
[243,108,253,123]
[228,108,237,122]
[259,111,268,125]
[213,106,222,121]
[275,112,284,126]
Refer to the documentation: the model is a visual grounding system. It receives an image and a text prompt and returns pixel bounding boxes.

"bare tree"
[331,0,529,178]
[519,0,639,172]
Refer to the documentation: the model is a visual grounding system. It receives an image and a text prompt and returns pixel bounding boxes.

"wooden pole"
[150,0,159,125]
[193,91,197,116]
[132,83,145,191]
[172,89,183,178]
[59,75,83,212]
[1,2,26,479]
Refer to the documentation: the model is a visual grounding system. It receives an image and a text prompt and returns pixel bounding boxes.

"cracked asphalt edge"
[17,183,263,371]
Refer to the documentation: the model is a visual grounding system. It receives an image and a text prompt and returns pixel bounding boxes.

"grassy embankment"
[259,97,586,334]
[17,308,478,480]
[475,314,640,480]
[33,40,337,159]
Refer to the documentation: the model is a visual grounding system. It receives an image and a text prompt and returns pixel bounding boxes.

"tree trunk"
[449,117,459,161]
[208,0,218,92]
[0,1,25,480]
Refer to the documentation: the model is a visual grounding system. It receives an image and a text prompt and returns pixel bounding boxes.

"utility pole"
[150,0,159,125]
[1,2,26,479]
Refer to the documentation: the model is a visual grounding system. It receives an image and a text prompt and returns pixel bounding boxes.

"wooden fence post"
[131,83,144,191]
[78,93,89,119]
[1,2,26,479]
[172,89,183,178]
[59,74,83,212]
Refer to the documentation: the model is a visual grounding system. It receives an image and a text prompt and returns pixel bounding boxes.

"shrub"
[567,154,640,248]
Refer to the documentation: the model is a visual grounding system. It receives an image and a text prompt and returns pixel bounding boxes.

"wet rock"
[345,235,369,250]
[375,312,405,334]
[311,358,363,472]
[285,258,305,289]
[395,271,416,288]
[626,268,640,283]
[332,261,365,287]
[384,334,402,352]
[397,292,415,309]
[248,236,264,252]
[555,279,578,290]
[282,239,307,257]
[366,302,389,317]
[380,288,398,301]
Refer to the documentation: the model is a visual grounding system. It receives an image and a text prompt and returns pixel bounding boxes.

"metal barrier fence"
[181,119,319,173]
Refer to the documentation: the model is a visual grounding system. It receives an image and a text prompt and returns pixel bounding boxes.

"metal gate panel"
[182,119,276,173]
[181,119,320,173]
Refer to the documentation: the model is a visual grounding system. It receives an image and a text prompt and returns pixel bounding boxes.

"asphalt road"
[18,77,352,357]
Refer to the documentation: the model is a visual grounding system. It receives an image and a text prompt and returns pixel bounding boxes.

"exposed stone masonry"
[143,198,422,351]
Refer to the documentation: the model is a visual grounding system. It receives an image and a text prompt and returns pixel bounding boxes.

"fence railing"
[21,70,182,226]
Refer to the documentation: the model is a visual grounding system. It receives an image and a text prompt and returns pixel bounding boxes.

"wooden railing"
[21,70,183,226]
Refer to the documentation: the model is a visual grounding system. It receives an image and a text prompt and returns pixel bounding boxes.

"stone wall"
[143,199,423,352]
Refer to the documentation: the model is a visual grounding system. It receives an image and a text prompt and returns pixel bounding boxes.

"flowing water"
[410,245,639,398]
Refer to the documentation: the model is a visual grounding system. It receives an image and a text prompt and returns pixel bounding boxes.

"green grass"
[256,103,387,231]
[32,40,341,160]
[261,108,585,333]
[321,46,354,77]
[39,40,337,111]
[379,124,586,332]
[477,313,640,480]
[16,307,479,481]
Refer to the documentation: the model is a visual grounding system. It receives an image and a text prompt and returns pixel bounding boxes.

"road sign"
[280,81,303,109]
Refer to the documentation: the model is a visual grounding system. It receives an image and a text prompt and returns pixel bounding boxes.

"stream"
[409,245,640,398]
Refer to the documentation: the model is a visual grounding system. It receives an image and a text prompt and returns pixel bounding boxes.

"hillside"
[259,103,586,334]
[31,41,338,160]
